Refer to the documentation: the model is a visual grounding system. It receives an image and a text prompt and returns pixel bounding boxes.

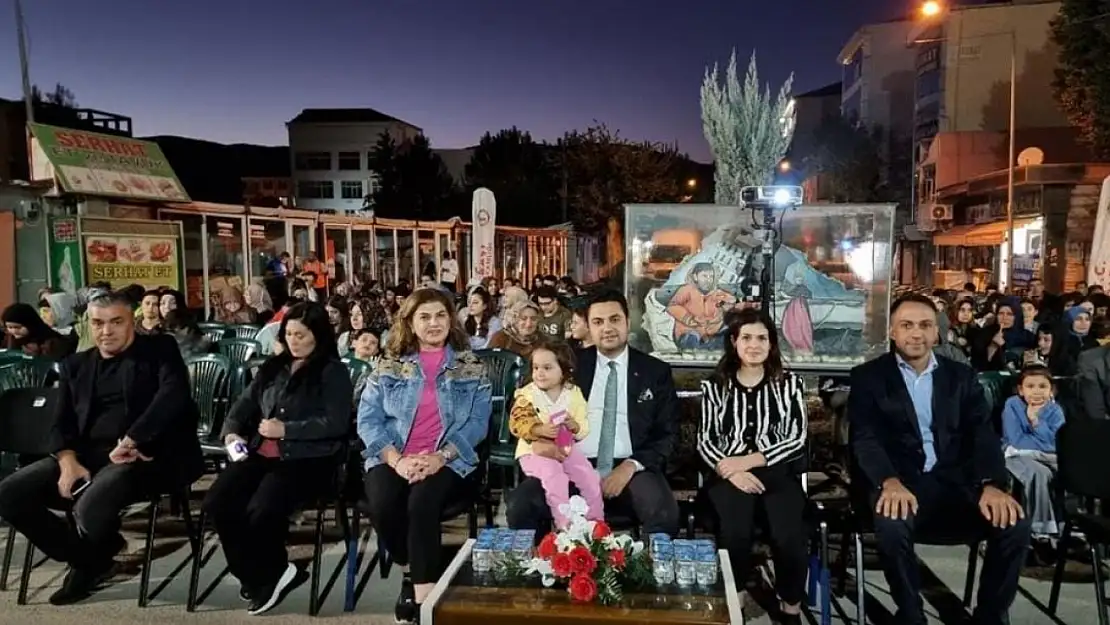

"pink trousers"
[518,449,604,528]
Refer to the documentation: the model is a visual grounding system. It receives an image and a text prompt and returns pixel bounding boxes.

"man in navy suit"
[506,290,680,535]
[849,294,1031,625]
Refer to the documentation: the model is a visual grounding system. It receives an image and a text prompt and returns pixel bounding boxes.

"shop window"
[341,180,364,200]
[338,152,361,171]
[297,180,334,199]
[294,151,331,171]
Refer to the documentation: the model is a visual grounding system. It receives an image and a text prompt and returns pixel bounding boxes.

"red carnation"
[591,521,612,540]
[569,546,597,575]
[568,573,598,603]
[537,533,558,559]
[551,552,573,578]
[608,549,626,569]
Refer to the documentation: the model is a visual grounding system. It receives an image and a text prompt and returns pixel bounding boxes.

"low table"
[422,539,744,625]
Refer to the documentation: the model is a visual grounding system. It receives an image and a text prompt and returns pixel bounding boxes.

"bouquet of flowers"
[516,496,653,605]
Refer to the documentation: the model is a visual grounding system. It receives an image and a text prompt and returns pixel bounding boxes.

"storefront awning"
[933,217,1037,247]
[28,123,190,202]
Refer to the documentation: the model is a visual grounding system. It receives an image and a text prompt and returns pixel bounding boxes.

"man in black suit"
[848,294,1030,625]
[506,290,680,535]
[0,291,204,605]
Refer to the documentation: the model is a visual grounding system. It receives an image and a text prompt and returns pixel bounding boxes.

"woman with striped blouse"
[697,308,808,625]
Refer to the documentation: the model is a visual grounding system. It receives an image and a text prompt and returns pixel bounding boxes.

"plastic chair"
[197,323,229,344]
[341,357,371,388]
[472,349,526,476]
[0,356,57,393]
[217,338,261,365]
[227,324,262,340]
[185,354,233,444]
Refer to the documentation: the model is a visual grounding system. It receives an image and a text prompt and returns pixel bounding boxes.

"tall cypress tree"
[1051,0,1110,158]
[700,51,795,205]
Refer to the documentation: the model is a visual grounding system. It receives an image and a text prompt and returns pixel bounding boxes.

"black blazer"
[574,346,678,474]
[847,352,1006,493]
[50,333,204,487]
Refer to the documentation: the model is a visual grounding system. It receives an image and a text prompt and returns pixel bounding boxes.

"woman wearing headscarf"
[2,302,73,359]
[215,286,257,325]
[995,297,1036,357]
[969,322,1008,372]
[245,283,275,325]
[487,300,542,359]
[1058,305,1098,365]
[40,291,77,334]
[947,297,977,358]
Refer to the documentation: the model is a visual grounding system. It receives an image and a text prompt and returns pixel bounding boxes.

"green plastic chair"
[228,324,262,340]
[230,356,269,400]
[185,353,233,442]
[0,356,57,392]
[977,370,1017,433]
[197,323,229,344]
[341,357,371,388]
[218,338,261,365]
[472,349,526,471]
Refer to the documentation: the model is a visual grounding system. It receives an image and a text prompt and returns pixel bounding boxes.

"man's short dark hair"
[963,282,976,291]
[534,286,558,302]
[890,293,937,317]
[587,289,629,319]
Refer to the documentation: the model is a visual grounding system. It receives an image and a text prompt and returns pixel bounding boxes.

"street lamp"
[686,178,697,189]
[779,161,791,173]
[917,1,1017,290]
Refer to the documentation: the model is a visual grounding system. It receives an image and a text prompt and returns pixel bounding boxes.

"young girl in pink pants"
[508,343,603,528]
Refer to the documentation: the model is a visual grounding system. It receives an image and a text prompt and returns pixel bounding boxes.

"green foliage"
[701,51,795,204]
[367,132,460,219]
[1051,0,1110,158]
[31,83,77,108]
[464,127,562,226]
[799,116,888,203]
[561,124,683,232]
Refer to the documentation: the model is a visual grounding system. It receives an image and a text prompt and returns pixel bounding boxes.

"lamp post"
[14,0,33,123]
[917,1,1017,289]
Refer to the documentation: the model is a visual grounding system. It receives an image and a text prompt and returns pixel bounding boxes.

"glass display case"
[624,203,895,371]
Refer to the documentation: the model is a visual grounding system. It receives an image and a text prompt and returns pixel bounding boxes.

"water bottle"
[694,540,718,586]
[512,530,535,561]
[493,531,515,566]
[651,543,675,586]
[472,532,495,573]
[673,540,696,586]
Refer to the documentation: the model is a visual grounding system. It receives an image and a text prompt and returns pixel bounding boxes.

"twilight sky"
[2,0,907,162]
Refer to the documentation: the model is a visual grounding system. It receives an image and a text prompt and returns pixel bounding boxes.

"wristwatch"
[440,446,458,462]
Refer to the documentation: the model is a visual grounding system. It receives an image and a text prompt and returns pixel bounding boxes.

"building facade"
[286,108,422,212]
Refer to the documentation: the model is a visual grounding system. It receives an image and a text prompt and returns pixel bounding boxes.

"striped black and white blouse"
[697,372,808,470]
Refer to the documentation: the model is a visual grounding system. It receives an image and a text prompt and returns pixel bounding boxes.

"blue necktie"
[595,361,619,477]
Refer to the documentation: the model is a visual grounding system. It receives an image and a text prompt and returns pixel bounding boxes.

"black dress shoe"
[48,562,116,606]
[247,563,308,616]
[395,576,417,623]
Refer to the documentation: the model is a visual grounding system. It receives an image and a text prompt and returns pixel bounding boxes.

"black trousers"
[202,455,335,592]
[870,473,1033,625]
[0,453,167,570]
[506,469,680,536]
[705,463,809,605]
[363,465,466,584]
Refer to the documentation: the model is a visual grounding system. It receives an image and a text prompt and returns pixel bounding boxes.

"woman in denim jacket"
[357,288,492,624]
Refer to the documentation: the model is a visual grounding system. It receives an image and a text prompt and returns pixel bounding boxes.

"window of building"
[341,180,364,200]
[297,180,334,199]
[338,152,361,171]
[916,70,941,99]
[294,151,331,171]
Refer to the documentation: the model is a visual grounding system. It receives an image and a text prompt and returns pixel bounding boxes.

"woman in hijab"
[245,283,275,325]
[969,322,1008,372]
[487,300,542,358]
[40,291,77,334]
[215,286,257,324]
[1058,305,1098,365]
[2,302,72,359]
[995,297,1036,352]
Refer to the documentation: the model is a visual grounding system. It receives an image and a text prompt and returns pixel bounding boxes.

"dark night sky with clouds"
[1,0,911,161]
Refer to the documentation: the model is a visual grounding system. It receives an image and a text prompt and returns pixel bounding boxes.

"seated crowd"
[0,284,1085,625]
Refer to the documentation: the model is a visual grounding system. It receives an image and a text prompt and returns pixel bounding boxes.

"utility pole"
[15,0,34,123]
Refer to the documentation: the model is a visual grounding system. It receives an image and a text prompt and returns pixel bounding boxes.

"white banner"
[1089,175,1110,289]
[471,188,497,281]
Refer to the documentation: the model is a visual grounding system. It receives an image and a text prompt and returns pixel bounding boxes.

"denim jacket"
[357,346,492,477]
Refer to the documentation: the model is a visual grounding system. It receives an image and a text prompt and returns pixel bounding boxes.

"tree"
[1051,0,1110,158]
[700,51,795,204]
[367,133,459,219]
[799,116,887,203]
[30,83,78,108]
[561,123,683,232]
[464,127,561,226]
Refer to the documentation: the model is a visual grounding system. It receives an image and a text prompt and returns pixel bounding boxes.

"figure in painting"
[781,260,814,355]
[666,262,738,350]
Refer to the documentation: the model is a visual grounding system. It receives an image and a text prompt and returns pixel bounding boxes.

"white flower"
[557,495,590,522]
[525,558,553,577]
[629,539,645,555]
[541,574,556,587]
[555,531,578,553]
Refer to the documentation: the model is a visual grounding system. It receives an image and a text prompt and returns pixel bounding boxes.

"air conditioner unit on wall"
[930,204,953,221]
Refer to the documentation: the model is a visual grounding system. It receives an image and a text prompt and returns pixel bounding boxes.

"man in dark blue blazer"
[848,294,1031,625]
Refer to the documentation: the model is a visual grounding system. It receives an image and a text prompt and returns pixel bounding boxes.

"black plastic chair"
[1048,419,1110,625]
[186,446,356,616]
[0,387,199,608]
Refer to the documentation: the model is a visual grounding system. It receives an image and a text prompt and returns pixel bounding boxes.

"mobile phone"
[71,478,91,497]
